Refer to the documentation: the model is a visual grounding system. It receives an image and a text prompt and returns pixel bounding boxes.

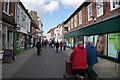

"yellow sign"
[108,33,120,50]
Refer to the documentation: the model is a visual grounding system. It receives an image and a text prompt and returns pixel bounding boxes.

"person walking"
[55,41,59,53]
[60,41,63,51]
[36,40,42,55]
[85,41,98,80]
[70,42,87,79]
[63,40,67,51]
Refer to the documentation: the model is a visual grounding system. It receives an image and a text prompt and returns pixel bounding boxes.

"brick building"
[64,0,120,61]
[30,19,39,47]
[0,0,16,53]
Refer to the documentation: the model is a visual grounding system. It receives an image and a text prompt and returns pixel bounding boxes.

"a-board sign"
[2,50,13,62]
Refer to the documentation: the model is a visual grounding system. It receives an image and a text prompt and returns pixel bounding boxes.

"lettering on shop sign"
[2,50,13,62]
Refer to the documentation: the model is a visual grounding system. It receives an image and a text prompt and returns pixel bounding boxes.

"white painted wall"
[16,3,30,34]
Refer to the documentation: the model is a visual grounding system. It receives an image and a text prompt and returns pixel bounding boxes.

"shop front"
[14,32,25,55]
[84,33,120,60]
[2,24,13,50]
[64,15,120,61]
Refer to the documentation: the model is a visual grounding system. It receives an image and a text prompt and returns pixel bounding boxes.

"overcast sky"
[20,0,85,33]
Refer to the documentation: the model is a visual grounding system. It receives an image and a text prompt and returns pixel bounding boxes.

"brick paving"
[2,46,119,79]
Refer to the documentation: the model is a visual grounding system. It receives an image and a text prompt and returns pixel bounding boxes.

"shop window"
[108,33,120,58]
[110,0,120,11]
[94,34,107,55]
[88,4,92,21]
[3,0,10,14]
[96,0,103,17]
[75,37,79,47]
[79,11,82,25]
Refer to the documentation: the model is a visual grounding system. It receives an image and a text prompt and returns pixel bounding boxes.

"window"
[79,11,82,24]
[74,15,77,27]
[96,0,103,17]
[68,21,70,30]
[71,18,73,28]
[3,0,10,14]
[88,4,92,21]
[17,7,20,24]
[110,0,120,11]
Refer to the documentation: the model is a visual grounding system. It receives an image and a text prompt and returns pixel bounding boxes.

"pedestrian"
[63,40,67,51]
[42,40,44,47]
[70,42,87,79]
[85,41,98,80]
[36,40,42,55]
[50,41,52,47]
[60,41,63,51]
[55,41,59,53]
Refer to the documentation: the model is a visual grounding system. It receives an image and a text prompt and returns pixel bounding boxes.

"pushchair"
[63,61,87,80]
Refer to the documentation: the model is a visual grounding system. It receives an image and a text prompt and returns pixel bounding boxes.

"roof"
[47,27,57,33]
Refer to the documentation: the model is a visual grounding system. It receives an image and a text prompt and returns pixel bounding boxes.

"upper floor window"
[68,21,70,30]
[71,18,73,29]
[79,11,82,25]
[17,7,20,24]
[88,4,92,21]
[110,0,120,11]
[96,0,103,17]
[74,15,77,27]
[3,0,10,14]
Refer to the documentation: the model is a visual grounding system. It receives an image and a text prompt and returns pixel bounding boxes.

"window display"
[108,33,120,58]
[95,34,107,55]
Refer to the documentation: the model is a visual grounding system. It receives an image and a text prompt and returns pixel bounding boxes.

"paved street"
[2,46,119,79]
[3,47,69,78]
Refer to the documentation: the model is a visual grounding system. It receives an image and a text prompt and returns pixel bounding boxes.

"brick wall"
[64,1,120,34]
[2,2,16,25]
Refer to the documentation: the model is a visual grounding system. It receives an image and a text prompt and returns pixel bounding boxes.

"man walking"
[85,41,98,80]
[36,40,42,55]
[55,41,59,53]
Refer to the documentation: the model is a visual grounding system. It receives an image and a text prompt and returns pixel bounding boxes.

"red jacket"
[60,42,63,46]
[70,45,87,69]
